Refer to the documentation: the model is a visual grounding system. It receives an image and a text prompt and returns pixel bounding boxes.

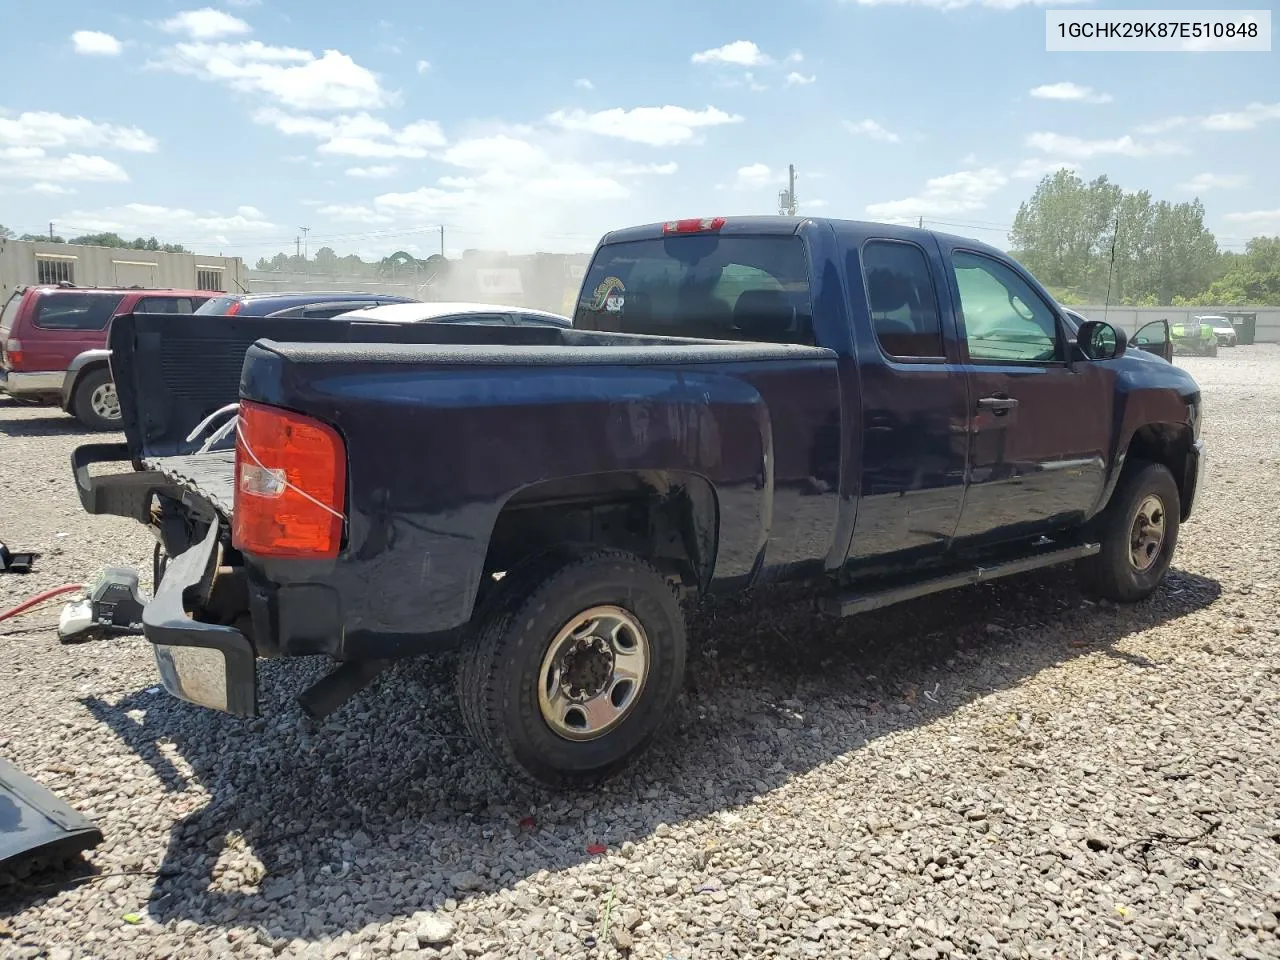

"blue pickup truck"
[72,216,1204,787]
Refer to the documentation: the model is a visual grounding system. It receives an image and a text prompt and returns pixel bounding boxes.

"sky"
[1,0,1277,263]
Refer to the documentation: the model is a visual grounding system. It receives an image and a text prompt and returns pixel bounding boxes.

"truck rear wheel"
[1077,460,1180,603]
[71,367,122,431]
[457,549,687,788]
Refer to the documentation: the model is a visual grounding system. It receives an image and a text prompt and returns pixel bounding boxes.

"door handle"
[977,396,1019,414]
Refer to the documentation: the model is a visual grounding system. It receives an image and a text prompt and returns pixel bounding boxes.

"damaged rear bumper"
[144,522,258,718]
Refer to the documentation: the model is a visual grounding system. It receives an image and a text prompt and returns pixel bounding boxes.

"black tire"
[456,548,687,789]
[1077,460,1180,603]
[71,367,122,431]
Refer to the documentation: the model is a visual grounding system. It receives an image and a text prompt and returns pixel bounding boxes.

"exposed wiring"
[0,584,84,623]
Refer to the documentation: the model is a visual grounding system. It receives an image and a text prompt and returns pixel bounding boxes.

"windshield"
[1203,318,1233,330]
[573,235,814,344]
[194,296,243,316]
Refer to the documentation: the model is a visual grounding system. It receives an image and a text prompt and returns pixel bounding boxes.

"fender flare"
[60,349,112,410]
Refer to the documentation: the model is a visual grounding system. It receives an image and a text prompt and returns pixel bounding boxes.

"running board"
[819,542,1100,618]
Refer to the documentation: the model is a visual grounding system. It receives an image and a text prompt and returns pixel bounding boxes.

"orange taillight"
[233,400,346,559]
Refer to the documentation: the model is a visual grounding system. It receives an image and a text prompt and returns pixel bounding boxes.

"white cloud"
[153,41,388,111]
[547,105,742,147]
[416,60,431,74]
[866,167,1008,221]
[32,182,77,195]
[60,202,276,242]
[0,111,158,153]
[786,50,805,63]
[785,72,816,86]
[1222,209,1280,232]
[574,78,594,90]
[1029,82,1112,104]
[0,149,129,183]
[1178,172,1247,192]
[315,203,393,224]
[160,8,252,40]
[691,40,772,67]
[345,164,398,179]
[610,161,678,176]
[801,199,829,210]
[1024,131,1185,159]
[252,109,444,159]
[1138,102,1280,135]
[845,119,901,143]
[730,163,776,190]
[727,163,773,192]
[1012,157,1079,179]
[1200,102,1280,132]
[72,30,123,56]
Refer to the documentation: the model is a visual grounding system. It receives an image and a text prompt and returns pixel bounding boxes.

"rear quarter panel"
[239,340,841,644]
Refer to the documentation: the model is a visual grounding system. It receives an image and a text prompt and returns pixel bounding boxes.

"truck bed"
[144,451,236,515]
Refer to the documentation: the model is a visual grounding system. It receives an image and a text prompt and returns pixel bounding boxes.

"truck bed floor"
[144,450,236,516]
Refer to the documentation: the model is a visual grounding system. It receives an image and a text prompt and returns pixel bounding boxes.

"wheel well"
[1125,423,1194,515]
[63,360,110,410]
[479,471,718,606]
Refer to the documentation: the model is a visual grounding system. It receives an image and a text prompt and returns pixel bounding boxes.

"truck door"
[845,238,970,565]
[1132,319,1173,362]
[945,248,1111,545]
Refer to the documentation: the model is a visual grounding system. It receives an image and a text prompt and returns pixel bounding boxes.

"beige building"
[0,237,244,302]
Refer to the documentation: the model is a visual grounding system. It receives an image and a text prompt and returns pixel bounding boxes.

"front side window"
[951,251,1060,363]
[861,240,944,359]
[32,292,125,330]
[574,235,814,344]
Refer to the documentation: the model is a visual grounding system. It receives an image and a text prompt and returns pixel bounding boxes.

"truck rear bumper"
[144,522,258,718]
[1,369,63,398]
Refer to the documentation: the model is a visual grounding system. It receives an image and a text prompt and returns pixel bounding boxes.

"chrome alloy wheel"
[537,605,650,741]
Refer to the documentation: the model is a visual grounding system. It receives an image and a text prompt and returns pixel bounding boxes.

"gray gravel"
[2,347,1278,960]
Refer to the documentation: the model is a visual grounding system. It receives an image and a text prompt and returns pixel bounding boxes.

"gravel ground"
[2,347,1278,960]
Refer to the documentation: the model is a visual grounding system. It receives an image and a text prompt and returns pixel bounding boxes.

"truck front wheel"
[1077,460,1180,603]
[457,549,687,788]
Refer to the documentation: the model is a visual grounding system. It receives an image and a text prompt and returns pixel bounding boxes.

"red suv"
[0,285,213,429]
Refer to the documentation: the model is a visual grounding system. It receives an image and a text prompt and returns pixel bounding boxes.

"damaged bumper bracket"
[144,522,258,719]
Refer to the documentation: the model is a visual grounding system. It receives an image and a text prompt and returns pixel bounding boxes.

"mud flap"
[0,759,102,879]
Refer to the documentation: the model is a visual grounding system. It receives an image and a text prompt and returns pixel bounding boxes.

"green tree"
[1195,236,1280,305]
[18,232,65,243]
[1010,172,1221,305]
[0,224,13,239]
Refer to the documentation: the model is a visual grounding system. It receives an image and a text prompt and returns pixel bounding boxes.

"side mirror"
[1077,320,1127,361]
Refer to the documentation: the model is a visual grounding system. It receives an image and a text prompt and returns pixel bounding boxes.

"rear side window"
[861,240,944,359]
[194,296,242,316]
[0,292,22,335]
[574,235,814,344]
[32,292,125,330]
[135,296,197,314]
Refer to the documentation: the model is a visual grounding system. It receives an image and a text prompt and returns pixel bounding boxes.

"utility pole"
[49,222,55,240]
[918,216,924,229]
[295,235,301,259]
[300,226,310,260]
[777,165,798,216]
[440,224,445,257]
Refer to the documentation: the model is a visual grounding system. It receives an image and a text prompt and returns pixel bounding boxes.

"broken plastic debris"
[586,842,607,855]
[122,913,142,925]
